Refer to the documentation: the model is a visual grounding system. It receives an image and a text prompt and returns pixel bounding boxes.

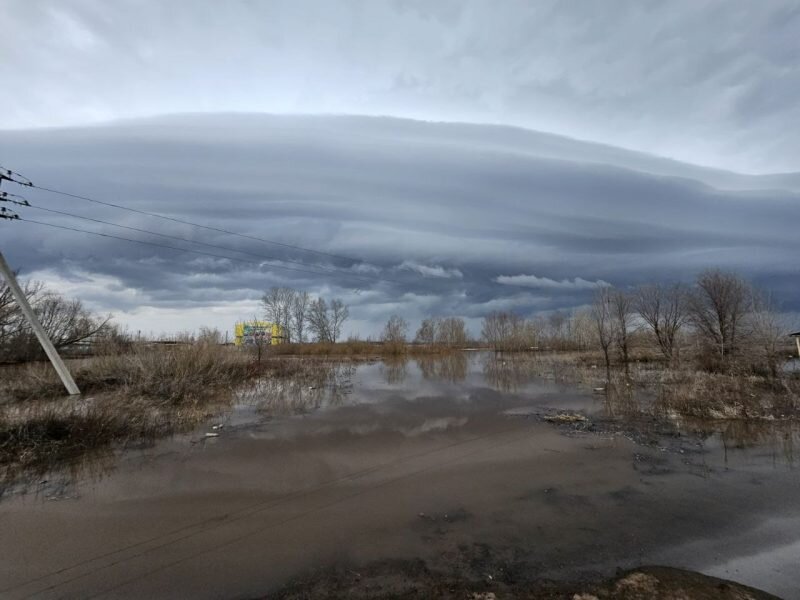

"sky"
[1,1,799,337]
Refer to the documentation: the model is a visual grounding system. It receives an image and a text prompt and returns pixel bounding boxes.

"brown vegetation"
[1,275,113,363]
[0,342,355,483]
[491,350,800,421]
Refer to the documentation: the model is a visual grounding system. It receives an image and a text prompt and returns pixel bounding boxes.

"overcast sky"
[3,0,800,173]
[1,1,798,337]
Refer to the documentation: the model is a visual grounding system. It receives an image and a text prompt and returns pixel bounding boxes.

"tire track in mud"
[9,420,537,599]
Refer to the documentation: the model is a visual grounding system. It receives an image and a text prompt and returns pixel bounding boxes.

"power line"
[29,182,362,264]
[21,202,407,286]
[0,166,33,187]
[2,165,451,289]
[16,217,395,285]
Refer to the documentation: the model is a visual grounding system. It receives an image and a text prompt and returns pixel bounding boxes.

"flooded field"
[1,352,799,599]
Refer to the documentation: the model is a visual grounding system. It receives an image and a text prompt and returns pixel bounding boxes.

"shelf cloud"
[2,114,798,336]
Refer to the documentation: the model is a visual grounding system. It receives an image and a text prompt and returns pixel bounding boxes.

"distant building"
[234,321,285,346]
[791,331,800,358]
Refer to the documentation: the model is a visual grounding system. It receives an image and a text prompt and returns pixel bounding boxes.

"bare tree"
[197,327,223,344]
[329,299,349,343]
[307,298,331,343]
[291,291,310,343]
[748,292,795,377]
[635,283,688,363]
[1,277,43,349]
[610,289,635,375]
[415,317,439,345]
[436,317,467,347]
[1,277,110,362]
[35,294,110,348]
[482,311,530,352]
[261,286,295,342]
[382,314,409,343]
[591,287,615,381]
[570,309,594,351]
[688,270,752,368]
[548,311,568,350]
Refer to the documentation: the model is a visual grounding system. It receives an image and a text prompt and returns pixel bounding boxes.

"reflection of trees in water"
[415,353,468,383]
[381,358,408,384]
[241,362,355,414]
[602,382,643,418]
[482,354,541,392]
[717,420,798,466]
[2,445,119,497]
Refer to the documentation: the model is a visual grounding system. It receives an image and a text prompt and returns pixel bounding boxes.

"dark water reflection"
[368,354,800,470]
[416,353,468,383]
[237,362,356,416]
[3,353,798,494]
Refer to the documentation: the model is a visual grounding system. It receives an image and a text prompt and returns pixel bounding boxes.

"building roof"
[791,331,800,337]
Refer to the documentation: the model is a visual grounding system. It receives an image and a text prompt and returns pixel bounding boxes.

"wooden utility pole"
[0,251,81,395]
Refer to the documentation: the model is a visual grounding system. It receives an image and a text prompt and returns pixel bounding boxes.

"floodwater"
[1,353,799,599]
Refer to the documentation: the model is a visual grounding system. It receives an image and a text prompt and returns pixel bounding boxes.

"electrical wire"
[1,165,452,289]
[29,182,363,264]
[17,217,394,285]
[22,202,408,286]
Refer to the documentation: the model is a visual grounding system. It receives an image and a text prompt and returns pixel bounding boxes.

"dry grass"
[0,344,350,483]
[654,370,800,420]
[268,340,383,357]
[515,350,800,420]
[269,341,464,358]
[0,395,214,482]
[0,342,259,404]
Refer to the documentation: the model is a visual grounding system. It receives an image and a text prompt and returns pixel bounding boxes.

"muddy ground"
[271,561,780,599]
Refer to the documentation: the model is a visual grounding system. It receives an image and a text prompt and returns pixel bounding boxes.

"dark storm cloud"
[2,1,800,172]
[1,114,798,335]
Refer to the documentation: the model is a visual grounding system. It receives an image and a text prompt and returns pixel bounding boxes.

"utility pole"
[0,251,80,395]
[1,173,80,395]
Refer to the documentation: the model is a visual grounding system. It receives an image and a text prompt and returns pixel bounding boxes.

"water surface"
[1,353,798,599]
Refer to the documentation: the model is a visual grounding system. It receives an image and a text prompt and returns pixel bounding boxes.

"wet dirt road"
[1,354,799,598]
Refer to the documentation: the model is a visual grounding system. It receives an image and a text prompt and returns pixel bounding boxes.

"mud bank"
[270,562,780,599]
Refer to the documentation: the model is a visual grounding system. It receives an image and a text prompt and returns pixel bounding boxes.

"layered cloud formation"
[2,114,798,336]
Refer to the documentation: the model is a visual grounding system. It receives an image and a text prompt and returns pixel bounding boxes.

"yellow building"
[234,321,285,346]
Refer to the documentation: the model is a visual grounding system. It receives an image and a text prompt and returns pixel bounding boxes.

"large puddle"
[1,353,799,599]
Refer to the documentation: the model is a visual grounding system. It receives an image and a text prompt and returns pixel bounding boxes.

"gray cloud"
[1,114,798,336]
[496,275,609,291]
[399,261,463,279]
[1,1,800,172]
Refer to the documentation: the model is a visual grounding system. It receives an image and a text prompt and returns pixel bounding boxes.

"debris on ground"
[543,413,587,423]
[269,561,781,599]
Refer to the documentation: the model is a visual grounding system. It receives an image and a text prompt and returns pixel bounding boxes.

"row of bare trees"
[480,310,597,352]
[261,286,349,343]
[477,269,794,379]
[589,269,794,377]
[0,275,111,363]
[414,316,468,347]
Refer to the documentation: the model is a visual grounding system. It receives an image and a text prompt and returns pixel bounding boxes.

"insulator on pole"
[0,191,30,206]
[0,207,20,220]
[0,166,33,187]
